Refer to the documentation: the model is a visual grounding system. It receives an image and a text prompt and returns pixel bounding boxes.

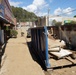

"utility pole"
[29,18,30,26]
[48,8,50,26]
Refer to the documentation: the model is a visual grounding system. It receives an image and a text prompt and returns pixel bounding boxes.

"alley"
[0,35,45,75]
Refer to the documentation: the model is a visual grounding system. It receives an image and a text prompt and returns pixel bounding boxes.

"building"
[62,17,76,25]
[16,21,35,31]
[41,15,76,26]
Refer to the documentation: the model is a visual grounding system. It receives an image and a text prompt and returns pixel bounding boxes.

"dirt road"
[0,36,45,75]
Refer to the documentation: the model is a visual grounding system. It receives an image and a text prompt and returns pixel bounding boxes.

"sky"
[9,0,76,17]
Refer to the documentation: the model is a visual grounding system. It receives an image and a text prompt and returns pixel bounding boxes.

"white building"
[45,15,76,26]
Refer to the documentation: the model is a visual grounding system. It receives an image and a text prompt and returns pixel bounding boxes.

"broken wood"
[65,57,76,64]
[48,46,61,52]
[49,48,72,59]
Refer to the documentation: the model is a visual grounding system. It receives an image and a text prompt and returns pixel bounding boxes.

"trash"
[21,32,24,37]
[70,52,76,59]
[49,48,72,59]
[48,46,61,52]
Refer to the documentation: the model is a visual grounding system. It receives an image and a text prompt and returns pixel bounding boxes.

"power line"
[59,8,76,15]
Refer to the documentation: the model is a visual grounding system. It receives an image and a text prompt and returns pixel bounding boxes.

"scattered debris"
[48,46,61,52]
[49,48,72,59]
[70,52,76,59]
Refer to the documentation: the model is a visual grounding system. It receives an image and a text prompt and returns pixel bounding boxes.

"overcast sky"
[9,0,76,17]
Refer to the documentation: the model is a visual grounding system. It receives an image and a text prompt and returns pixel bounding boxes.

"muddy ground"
[0,29,76,75]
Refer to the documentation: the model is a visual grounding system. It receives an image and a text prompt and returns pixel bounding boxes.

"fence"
[31,26,51,69]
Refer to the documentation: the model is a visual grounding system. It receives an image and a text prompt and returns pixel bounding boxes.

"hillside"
[11,6,38,22]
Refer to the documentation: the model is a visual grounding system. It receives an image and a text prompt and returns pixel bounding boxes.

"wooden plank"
[48,46,61,52]
[49,48,72,59]
[65,57,76,64]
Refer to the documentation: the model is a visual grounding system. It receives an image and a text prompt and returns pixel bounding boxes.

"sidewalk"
[0,36,45,75]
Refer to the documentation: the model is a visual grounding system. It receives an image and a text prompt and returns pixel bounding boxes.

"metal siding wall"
[31,27,51,69]
[4,0,14,23]
[0,4,4,17]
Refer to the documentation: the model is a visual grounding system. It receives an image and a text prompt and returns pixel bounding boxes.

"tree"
[64,20,76,25]
[11,6,38,22]
[74,15,76,17]
[55,22,62,26]
[51,20,62,26]
[52,20,56,26]
[71,21,76,24]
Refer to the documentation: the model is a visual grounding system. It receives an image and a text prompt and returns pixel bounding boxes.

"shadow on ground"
[0,42,7,68]
[26,41,47,71]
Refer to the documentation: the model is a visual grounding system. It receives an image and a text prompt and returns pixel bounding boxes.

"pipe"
[44,26,51,68]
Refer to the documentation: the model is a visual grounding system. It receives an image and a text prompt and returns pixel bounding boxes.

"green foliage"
[11,6,37,22]
[74,15,76,17]
[52,20,62,26]
[52,20,56,26]
[10,30,18,38]
[71,21,76,24]
[55,22,62,26]
[6,26,9,30]
[64,21,76,25]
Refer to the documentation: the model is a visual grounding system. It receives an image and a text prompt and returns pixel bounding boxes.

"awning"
[0,15,15,26]
[0,15,10,24]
